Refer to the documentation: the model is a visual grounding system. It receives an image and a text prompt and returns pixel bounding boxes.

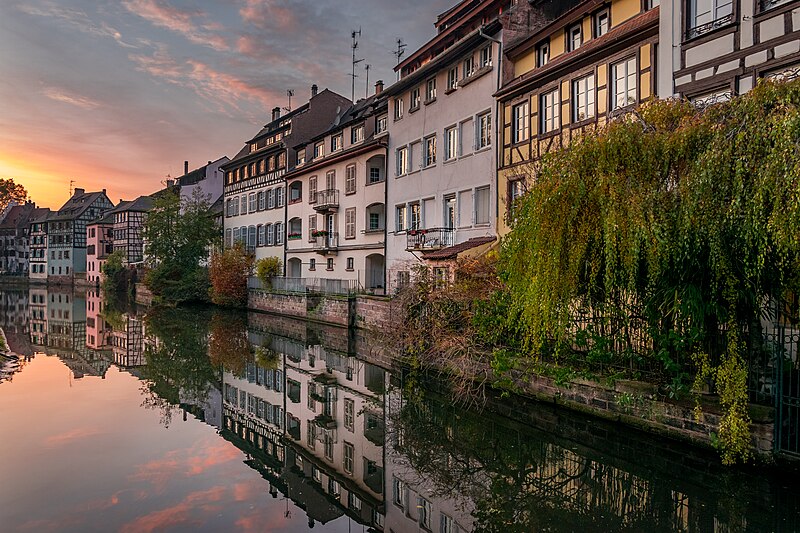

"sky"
[0,0,455,210]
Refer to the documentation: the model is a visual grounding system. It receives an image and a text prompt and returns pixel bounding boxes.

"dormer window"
[351,124,365,144]
[376,115,388,134]
[567,24,582,52]
[594,9,610,38]
[314,141,325,159]
[331,133,343,152]
[297,150,306,166]
[536,40,550,67]
[250,142,259,152]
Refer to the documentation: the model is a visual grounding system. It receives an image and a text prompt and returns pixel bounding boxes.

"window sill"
[683,19,736,45]
[474,145,492,154]
[345,190,356,196]
[364,228,384,234]
[366,179,385,186]
[457,65,493,88]
[424,97,436,105]
[538,129,560,140]
[394,116,403,122]
[345,268,354,272]
[444,87,457,95]
[754,2,797,21]
[409,105,420,114]
[443,158,457,165]
[458,152,474,161]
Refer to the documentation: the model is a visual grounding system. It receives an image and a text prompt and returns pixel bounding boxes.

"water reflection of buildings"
[220,329,387,530]
[85,288,112,351]
[112,314,145,368]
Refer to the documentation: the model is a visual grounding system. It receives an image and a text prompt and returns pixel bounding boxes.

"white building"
[284,88,388,292]
[222,87,351,267]
[384,0,507,291]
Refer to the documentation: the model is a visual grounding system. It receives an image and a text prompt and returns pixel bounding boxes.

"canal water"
[0,286,798,532]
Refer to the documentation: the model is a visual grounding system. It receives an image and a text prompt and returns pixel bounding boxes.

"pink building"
[86,213,114,285]
[85,288,111,350]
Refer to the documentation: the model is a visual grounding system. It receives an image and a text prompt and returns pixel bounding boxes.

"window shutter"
[308,215,317,242]
[345,208,356,239]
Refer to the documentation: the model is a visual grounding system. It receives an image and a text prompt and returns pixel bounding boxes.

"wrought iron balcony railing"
[314,232,339,254]
[405,227,455,251]
[313,189,339,211]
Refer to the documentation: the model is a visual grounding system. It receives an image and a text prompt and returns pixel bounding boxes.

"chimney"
[375,80,384,95]
[74,188,85,196]
[272,106,281,122]
[184,160,189,175]
[311,84,318,98]
[102,189,106,195]
[166,179,175,188]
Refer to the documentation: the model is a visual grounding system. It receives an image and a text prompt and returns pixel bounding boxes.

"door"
[326,214,335,247]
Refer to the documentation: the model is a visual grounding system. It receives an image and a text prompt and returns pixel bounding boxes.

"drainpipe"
[479,25,503,240]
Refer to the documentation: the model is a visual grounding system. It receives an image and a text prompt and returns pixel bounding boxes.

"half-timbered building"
[110,195,153,266]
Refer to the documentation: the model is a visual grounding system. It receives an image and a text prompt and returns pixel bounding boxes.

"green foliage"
[142,187,219,304]
[100,250,126,294]
[209,243,254,307]
[254,256,282,285]
[498,79,800,463]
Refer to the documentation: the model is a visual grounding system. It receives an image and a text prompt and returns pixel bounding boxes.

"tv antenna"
[364,64,371,98]
[350,28,364,101]
[393,38,407,65]
[284,89,294,112]
[69,179,75,196]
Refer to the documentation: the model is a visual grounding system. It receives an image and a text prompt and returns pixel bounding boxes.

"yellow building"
[496,0,660,235]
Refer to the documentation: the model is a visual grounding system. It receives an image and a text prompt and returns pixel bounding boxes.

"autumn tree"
[0,178,28,212]
[209,242,254,307]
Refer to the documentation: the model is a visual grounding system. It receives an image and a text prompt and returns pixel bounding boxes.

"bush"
[255,256,282,286]
[209,243,254,307]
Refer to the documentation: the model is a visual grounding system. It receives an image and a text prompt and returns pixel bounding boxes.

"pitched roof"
[0,205,31,230]
[109,195,153,214]
[51,190,111,221]
[422,236,497,260]
[87,211,115,226]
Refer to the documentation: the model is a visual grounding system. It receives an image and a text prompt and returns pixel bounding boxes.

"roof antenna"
[69,179,75,197]
[393,38,407,65]
[350,28,364,101]
[284,89,294,113]
[364,64,371,98]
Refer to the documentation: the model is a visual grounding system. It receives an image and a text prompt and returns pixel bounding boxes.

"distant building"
[284,87,388,291]
[222,86,352,268]
[0,201,42,275]
[109,195,154,265]
[86,212,115,285]
[46,189,114,284]
[177,156,230,207]
[384,0,506,291]
[28,208,51,282]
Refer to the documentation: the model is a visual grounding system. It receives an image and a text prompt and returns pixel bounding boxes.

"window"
[475,186,491,225]
[225,228,232,247]
[480,45,492,68]
[325,170,336,190]
[376,114,387,134]
[424,135,437,167]
[512,102,530,143]
[233,196,240,216]
[441,514,455,533]
[688,0,733,38]
[462,55,475,78]
[258,191,266,210]
[331,133,343,152]
[410,203,421,230]
[426,78,436,101]
[418,497,432,529]
[477,112,491,149]
[351,124,364,144]
[394,97,404,120]
[567,24,582,52]
[396,147,409,176]
[392,477,407,508]
[446,67,458,91]
[248,226,256,249]
[314,141,324,159]
[326,258,334,271]
[259,159,266,173]
[572,74,596,121]
[540,88,560,133]
[268,189,275,209]
[611,57,637,110]
[297,150,306,166]
[594,9,610,38]
[445,127,458,161]
[268,156,276,171]
[249,193,257,212]
[410,87,421,110]
[276,186,285,207]
[324,432,334,460]
[309,258,316,270]
[343,442,354,474]
[396,205,407,232]
[345,165,356,194]
[368,208,382,231]
[257,225,266,247]
[345,207,356,239]
[344,398,355,431]
[266,223,274,246]
[277,152,286,168]
[309,176,317,203]
[369,166,382,183]
[275,222,284,245]
[346,257,354,271]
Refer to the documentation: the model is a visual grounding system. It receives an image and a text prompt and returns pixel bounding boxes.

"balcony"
[313,189,339,212]
[405,227,454,252]
[313,232,339,255]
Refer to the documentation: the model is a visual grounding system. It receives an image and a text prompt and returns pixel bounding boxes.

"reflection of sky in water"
[0,356,353,532]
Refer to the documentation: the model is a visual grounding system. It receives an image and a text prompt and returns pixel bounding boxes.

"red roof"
[422,236,497,260]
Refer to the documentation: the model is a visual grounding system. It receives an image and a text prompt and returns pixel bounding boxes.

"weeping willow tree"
[499,79,800,463]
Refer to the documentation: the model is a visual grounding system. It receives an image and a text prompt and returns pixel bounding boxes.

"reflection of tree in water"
[392,386,761,533]
[139,306,219,427]
[208,309,251,377]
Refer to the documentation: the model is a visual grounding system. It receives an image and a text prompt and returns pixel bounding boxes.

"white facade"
[386,32,500,291]
[285,98,388,292]
[179,156,230,207]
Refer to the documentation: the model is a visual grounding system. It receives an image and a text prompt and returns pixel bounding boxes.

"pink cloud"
[122,0,229,51]
[119,487,227,533]
[45,426,105,447]
[239,0,297,32]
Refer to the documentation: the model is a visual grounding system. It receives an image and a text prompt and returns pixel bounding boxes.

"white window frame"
[396,146,409,176]
[512,102,529,143]
[477,112,491,149]
[444,126,458,161]
[394,97,404,120]
[572,74,596,122]
[611,56,637,110]
[424,135,437,167]
[540,88,560,133]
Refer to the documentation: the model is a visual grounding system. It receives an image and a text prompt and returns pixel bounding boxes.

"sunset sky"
[0,0,454,210]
